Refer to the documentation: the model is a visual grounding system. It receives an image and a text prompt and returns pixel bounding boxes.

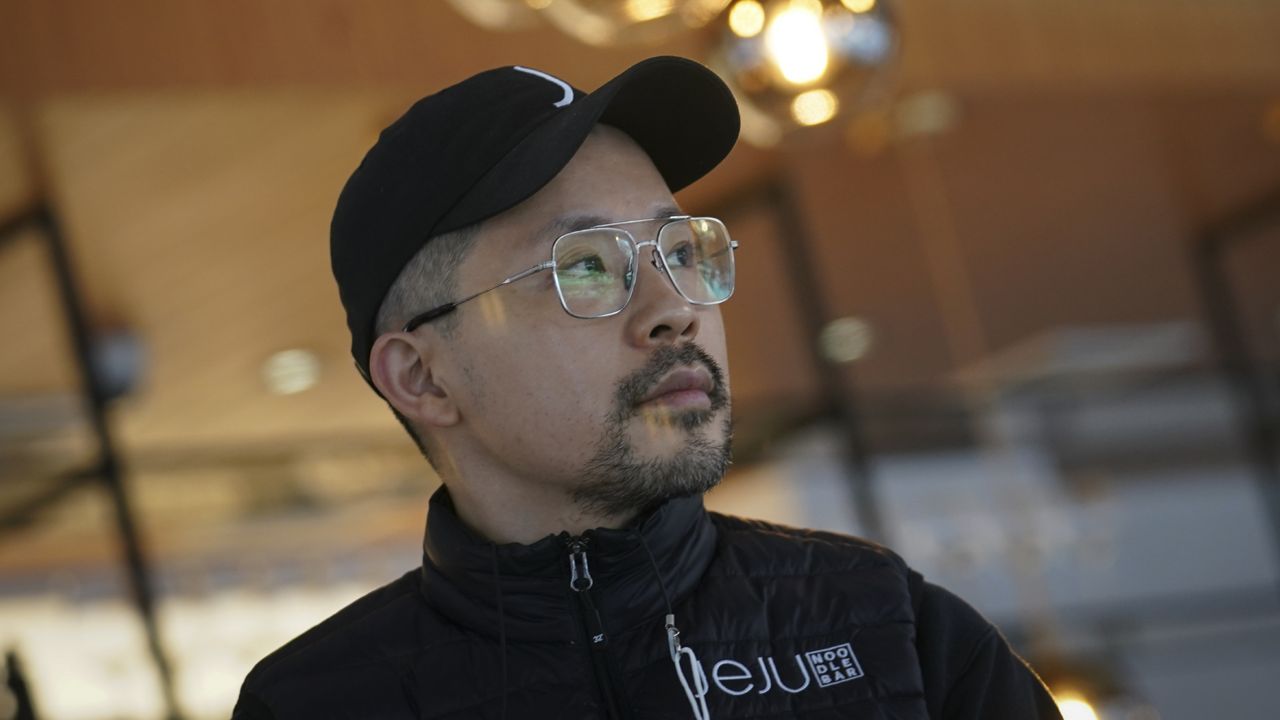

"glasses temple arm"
[402,261,555,331]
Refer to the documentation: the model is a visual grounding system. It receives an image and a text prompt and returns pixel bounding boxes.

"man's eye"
[665,242,694,268]
[564,254,608,275]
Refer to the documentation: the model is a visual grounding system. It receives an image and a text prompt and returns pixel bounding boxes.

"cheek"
[698,313,732,389]
[475,358,617,476]
[531,346,620,414]
[462,332,622,434]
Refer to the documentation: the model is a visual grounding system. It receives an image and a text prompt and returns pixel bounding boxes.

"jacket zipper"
[568,537,629,720]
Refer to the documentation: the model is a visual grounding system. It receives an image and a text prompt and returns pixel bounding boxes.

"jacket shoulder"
[707,511,911,576]
[235,569,453,717]
[915,581,1062,719]
[245,569,422,681]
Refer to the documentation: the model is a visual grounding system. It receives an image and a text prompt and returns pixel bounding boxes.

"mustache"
[613,344,728,415]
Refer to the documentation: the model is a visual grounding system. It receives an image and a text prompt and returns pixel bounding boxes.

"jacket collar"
[419,486,718,642]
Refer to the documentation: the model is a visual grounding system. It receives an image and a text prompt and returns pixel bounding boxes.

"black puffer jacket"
[233,489,1062,719]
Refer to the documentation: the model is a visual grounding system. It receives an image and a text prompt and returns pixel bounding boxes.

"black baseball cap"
[330,56,740,384]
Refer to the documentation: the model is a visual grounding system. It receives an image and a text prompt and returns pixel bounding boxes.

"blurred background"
[1,1,1278,718]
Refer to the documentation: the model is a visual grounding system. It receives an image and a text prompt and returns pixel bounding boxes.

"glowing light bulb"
[712,0,900,141]
[728,0,766,37]
[764,3,830,85]
[791,88,839,126]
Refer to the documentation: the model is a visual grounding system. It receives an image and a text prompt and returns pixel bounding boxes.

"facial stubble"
[573,344,733,519]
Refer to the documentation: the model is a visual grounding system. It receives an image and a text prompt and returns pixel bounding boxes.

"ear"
[368,330,460,429]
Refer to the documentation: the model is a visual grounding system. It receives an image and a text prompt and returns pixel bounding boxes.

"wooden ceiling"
[0,0,1278,459]
[2,0,1278,95]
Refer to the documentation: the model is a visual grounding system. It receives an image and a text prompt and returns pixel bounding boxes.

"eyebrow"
[539,203,686,240]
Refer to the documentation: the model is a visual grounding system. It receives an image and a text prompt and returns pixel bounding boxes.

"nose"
[624,248,700,348]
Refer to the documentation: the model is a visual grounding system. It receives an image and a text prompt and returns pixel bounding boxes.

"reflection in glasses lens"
[553,228,635,317]
[551,217,735,318]
[660,217,734,305]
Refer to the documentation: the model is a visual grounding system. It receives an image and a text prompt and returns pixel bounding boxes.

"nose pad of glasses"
[648,247,662,270]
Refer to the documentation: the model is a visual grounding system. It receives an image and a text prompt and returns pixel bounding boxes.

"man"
[233,57,1062,719]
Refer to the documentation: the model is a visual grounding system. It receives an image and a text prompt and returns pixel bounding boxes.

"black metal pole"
[4,650,39,720]
[0,205,41,251]
[765,179,886,542]
[35,207,184,719]
[1192,189,1280,591]
[704,178,887,541]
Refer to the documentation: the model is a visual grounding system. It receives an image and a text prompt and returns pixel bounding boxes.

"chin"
[575,412,733,519]
[631,406,724,453]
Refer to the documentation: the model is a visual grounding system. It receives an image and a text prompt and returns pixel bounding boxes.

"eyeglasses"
[402,215,738,332]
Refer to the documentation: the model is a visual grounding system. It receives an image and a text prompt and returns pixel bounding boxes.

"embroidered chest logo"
[707,642,864,696]
[804,643,864,687]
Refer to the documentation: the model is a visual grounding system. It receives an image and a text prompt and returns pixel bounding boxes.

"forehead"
[492,127,682,246]
[539,203,685,239]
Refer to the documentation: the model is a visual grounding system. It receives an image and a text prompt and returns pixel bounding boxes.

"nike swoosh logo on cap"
[514,66,574,108]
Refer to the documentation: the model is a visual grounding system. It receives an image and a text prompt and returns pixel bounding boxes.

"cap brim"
[435,56,740,235]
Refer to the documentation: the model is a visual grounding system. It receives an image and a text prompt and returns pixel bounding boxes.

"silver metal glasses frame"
[401,214,738,332]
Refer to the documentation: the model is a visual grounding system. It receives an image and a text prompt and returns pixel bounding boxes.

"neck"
[419,485,717,644]
[444,473,638,545]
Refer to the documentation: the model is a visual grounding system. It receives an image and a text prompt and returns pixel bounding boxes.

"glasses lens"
[658,217,735,304]
[552,228,636,317]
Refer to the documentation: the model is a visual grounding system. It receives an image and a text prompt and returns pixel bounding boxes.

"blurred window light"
[765,1,830,85]
[791,88,840,126]
[0,585,372,718]
[0,687,14,719]
[262,349,321,395]
[840,0,875,12]
[728,0,767,37]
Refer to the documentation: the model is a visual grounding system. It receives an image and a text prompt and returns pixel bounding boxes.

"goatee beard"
[572,344,732,519]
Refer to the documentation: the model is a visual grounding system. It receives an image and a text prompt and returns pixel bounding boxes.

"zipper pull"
[567,539,608,648]
[568,539,594,592]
